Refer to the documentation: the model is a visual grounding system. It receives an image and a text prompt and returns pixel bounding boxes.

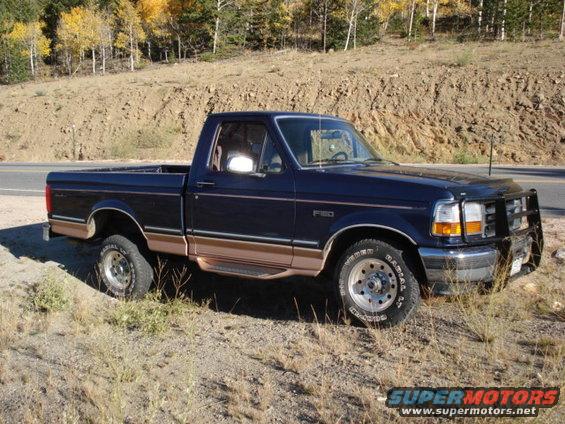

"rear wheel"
[335,239,420,327]
[98,234,153,299]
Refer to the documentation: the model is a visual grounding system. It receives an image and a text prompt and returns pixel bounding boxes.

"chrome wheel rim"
[347,258,398,312]
[102,250,132,292]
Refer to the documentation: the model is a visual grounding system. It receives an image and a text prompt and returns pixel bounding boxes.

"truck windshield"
[276,117,383,167]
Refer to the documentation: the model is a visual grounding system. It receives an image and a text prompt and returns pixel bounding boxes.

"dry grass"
[0,300,18,352]
[224,374,274,422]
[1,215,564,422]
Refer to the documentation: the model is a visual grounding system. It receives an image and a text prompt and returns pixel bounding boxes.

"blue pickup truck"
[44,112,543,326]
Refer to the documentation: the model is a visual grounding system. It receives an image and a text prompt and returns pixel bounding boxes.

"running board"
[196,257,291,279]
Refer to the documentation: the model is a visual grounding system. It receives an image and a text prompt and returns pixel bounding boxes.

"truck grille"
[484,197,527,238]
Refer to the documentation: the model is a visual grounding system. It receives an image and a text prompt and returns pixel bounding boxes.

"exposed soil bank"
[0,40,563,164]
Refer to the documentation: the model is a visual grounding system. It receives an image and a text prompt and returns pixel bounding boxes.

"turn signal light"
[465,221,482,235]
[432,222,461,236]
[432,201,485,237]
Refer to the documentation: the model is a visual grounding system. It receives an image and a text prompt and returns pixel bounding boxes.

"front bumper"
[420,189,543,295]
[419,234,536,295]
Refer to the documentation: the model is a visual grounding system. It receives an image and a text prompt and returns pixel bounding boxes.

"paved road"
[0,162,563,216]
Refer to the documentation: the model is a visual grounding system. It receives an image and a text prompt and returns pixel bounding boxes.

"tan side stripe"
[146,232,188,256]
[292,246,325,271]
[194,236,293,266]
[49,219,91,239]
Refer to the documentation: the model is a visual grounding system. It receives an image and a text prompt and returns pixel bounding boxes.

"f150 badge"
[313,210,334,218]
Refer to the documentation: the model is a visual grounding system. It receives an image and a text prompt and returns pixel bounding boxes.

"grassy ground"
[0,199,563,422]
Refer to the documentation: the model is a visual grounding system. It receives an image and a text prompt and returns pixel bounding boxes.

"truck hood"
[318,164,523,197]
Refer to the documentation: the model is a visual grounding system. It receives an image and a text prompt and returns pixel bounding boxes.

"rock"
[532,93,545,109]
[552,248,565,263]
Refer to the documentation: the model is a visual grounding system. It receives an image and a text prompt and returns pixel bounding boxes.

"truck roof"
[208,111,345,120]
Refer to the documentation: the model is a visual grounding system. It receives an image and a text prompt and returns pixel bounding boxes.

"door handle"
[196,181,215,188]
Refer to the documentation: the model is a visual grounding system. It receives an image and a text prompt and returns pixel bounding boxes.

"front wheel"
[335,239,420,327]
[98,234,153,299]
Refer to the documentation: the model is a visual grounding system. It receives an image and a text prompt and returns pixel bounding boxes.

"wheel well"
[323,227,427,284]
[89,210,146,244]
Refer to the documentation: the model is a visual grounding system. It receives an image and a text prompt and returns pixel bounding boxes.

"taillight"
[45,185,53,214]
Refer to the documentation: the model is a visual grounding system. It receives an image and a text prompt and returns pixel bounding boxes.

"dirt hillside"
[0,40,563,164]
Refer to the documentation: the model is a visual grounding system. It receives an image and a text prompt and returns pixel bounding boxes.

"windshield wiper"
[362,158,397,165]
[306,159,355,166]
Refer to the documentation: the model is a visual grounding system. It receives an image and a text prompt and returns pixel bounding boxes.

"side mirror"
[226,155,254,174]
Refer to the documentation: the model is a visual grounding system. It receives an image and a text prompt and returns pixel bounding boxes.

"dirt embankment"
[0,41,563,164]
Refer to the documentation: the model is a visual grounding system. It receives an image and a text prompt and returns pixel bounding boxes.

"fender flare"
[323,210,420,252]
[87,200,146,240]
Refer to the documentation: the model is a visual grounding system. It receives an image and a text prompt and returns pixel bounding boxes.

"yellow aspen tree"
[137,0,170,61]
[115,0,146,71]
[83,5,104,74]
[7,21,50,77]
[57,7,93,75]
[98,9,114,75]
[375,0,404,35]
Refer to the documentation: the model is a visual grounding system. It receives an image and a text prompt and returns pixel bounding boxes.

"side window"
[210,122,283,174]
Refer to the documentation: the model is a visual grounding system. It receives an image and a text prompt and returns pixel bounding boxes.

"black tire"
[335,239,420,327]
[98,234,153,299]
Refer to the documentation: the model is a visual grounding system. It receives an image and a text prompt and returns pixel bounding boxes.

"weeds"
[30,276,70,313]
[454,49,474,67]
[0,301,18,351]
[453,149,480,164]
[522,337,564,358]
[224,374,273,422]
[110,292,195,334]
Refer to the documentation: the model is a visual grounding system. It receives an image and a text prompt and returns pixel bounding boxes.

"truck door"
[190,118,295,267]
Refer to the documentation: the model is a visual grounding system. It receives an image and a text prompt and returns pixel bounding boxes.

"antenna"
[488,134,494,176]
[318,112,322,169]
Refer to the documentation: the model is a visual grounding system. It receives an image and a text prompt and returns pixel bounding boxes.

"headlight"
[432,201,484,237]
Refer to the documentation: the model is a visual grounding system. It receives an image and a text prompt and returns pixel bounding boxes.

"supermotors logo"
[386,387,560,417]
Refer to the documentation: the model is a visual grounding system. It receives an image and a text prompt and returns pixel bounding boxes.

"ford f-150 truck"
[44,112,543,326]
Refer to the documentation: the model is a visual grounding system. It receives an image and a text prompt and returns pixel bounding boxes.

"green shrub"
[31,277,70,313]
[453,149,479,164]
[454,50,474,67]
[110,292,195,335]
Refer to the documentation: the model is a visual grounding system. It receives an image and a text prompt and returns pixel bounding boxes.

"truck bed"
[46,165,190,241]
